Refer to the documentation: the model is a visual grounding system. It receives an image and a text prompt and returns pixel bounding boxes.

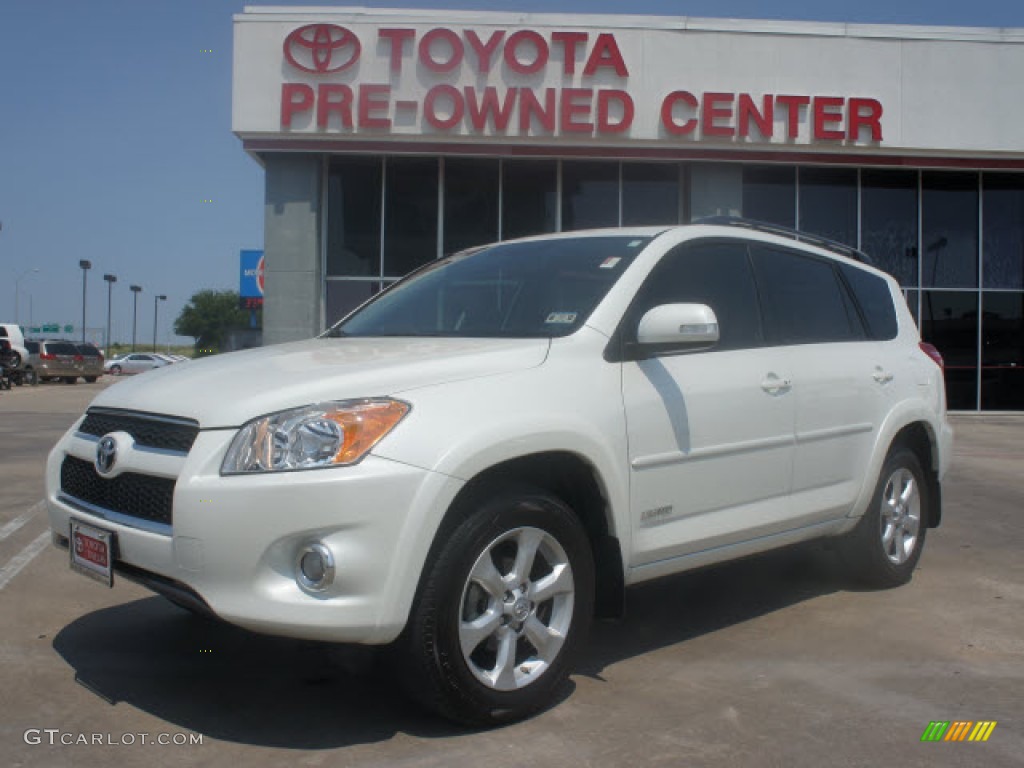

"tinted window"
[981,292,1024,409]
[840,264,898,340]
[920,290,978,410]
[326,157,382,278]
[983,173,1024,289]
[742,166,795,228]
[751,247,856,344]
[622,163,680,226]
[76,344,101,357]
[798,167,857,246]
[502,160,557,240]
[47,342,78,355]
[630,240,763,351]
[444,158,499,255]
[25,341,39,353]
[562,161,618,231]
[383,157,439,277]
[922,171,978,288]
[861,170,919,287]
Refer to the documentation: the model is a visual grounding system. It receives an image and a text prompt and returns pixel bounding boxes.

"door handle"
[873,368,894,385]
[761,374,792,394]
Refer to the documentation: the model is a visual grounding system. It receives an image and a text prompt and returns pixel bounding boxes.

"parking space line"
[0,531,52,591]
[0,501,44,542]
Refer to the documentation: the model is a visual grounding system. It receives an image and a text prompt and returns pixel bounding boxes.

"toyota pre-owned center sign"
[233,6,1024,412]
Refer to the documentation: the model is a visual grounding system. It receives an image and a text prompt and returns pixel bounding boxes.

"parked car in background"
[0,324,30,371]
[104,353,170,376]
[75,343,104,383]
[30,340,83,384]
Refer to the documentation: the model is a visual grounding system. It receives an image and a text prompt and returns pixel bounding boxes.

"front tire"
[839,448,928,588]
[399,487,595,726]
[109,365,121,376]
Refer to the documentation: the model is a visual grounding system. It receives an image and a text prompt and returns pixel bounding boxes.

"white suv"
[46,222,952,725]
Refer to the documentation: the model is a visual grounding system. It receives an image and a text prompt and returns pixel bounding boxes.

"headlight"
[221,399,409,475]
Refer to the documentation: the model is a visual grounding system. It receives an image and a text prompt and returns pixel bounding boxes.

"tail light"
[919,342,944,369]
[40,353,56,360]
[73,355,83,362]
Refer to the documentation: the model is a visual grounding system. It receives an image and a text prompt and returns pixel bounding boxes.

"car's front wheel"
[839,447,929,588]
[399,487,594,726]
[109,365,121,376]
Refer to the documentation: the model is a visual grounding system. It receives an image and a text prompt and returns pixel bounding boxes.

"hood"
[89,337,550,427]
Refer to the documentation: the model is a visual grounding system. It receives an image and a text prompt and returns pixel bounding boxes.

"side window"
[751,246,857,345]
[840,264,899,340]
[25,341,39,353]
[631,240,763,351]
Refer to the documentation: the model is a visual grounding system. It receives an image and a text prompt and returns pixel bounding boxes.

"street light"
[130,285,142,351]
[103,274,117,356]
[79,260,92,344]
[14,268,39,325]
[153,294,167,352]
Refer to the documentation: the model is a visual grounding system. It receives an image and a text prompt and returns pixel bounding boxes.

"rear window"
[0,328,7,338]
[46,342,79,355]
[840,264,899,340]
[76,344,102,357]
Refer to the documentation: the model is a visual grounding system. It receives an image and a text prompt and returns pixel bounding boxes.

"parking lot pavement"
[1,382,1022,768]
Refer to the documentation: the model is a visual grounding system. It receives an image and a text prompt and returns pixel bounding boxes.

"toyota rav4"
[46,221,952,725]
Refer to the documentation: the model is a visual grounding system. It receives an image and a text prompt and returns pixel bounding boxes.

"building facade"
[233,6,1024,410]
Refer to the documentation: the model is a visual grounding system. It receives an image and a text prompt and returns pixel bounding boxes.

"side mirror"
[635,303,720,351]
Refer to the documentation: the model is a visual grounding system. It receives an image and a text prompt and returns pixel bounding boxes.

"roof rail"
[696,216,876,267]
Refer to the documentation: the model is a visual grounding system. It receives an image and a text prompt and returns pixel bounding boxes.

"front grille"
[61,456,175,528]
[79,409,199,453]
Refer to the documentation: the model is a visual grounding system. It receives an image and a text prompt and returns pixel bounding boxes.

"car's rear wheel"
[398,487,594,726]
[839,447,928,588]
[109,365,121,376]
[62,377,77,385]
[84,376,97,383]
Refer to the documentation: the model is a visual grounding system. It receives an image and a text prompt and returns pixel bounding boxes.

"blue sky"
[2,0,1023,346]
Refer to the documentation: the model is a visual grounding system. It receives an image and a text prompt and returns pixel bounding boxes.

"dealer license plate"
[69,519,114,587]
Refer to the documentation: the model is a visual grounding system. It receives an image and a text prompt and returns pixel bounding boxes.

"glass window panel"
[622,163,680,226]
[983,174,1024,289]
[443,158,499,256]
[922,172,979,289]
[742,166,795,228]
[383,157,439,278]
[502,160,557,240]
[326,158,382,277]
[798,167,857,246]
[561,161,619,231]
[920,290,979,410]
[861,169,919,287]
[751,246,857,345]
[325,280,380,327]
[981,292,1024,410]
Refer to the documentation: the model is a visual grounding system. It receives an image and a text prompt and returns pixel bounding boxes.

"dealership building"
[233,6,1024,410]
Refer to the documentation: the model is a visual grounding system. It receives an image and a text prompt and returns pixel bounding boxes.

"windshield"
[331,235,651,338]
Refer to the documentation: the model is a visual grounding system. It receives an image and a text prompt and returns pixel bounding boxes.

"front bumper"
[46,426,463,644]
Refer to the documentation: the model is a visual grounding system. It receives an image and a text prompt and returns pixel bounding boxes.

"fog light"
[296,543,335,592]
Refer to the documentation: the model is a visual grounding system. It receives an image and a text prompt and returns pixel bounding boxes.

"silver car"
[104,353,169,376]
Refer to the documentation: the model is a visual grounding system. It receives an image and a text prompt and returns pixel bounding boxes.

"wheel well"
[891,422,942,528]
[438,452,625,619]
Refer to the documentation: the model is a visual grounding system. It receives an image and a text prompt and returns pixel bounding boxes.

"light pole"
[153,294,167,352]
[130,285,142,351]
[14,268,39,325]
[103,274,117,355]
[79,260,92,343]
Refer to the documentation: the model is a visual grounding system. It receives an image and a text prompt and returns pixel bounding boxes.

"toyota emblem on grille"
[95,436,117,476]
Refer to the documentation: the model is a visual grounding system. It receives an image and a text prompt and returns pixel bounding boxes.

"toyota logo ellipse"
[283,24,361,73]
[95,436,117,476]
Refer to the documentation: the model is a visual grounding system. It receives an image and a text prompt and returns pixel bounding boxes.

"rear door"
[621,240,797,565]
[750,246,888,522]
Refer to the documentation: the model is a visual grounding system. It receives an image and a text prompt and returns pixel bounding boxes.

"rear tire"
[397,487,595,726]
[109,365,122,376]
[839,447,928,589]
[63,377,77,385]
[84,376,97,383]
